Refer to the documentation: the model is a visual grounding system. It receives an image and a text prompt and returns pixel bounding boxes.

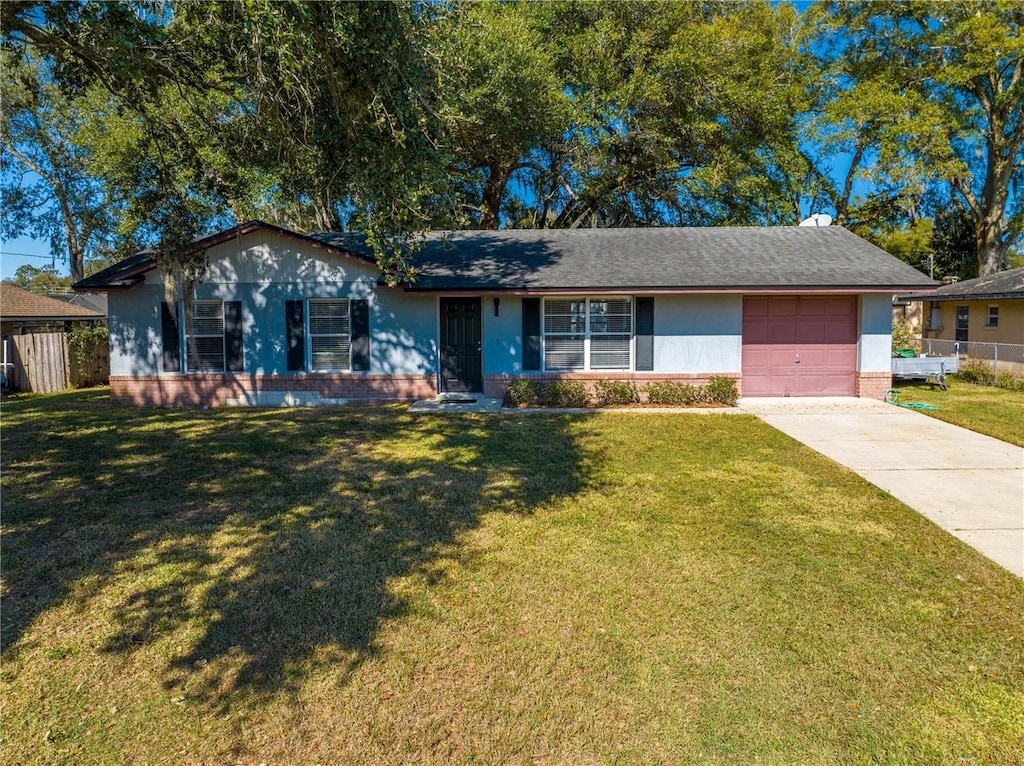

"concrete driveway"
[738,397,1024,578]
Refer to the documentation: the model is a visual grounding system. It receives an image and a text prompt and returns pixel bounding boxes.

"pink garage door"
[742,296,858,396]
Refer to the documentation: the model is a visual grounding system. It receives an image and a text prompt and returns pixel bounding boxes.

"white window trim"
[541,296,634,372]
[986,305,999,327]
[185,299,225,373]
[307,298,352,372]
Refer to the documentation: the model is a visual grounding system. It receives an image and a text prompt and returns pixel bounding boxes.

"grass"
[2,389,1022,765]
[891,379,1024,447]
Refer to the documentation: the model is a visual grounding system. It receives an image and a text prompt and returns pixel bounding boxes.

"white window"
[308,299,351,371]
[543,299,586,370]
[186,300,225,372]
[986,305,999,327]
[543,297,632,371]
[588,298,632,369]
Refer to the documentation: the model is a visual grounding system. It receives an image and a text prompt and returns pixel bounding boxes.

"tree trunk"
[479,163,508,230]
[69,246,84,283]
[977,215,1006,277]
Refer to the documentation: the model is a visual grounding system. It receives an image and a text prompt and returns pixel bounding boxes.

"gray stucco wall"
[858,293,895,372]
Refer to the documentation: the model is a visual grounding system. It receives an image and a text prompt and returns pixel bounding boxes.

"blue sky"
[1,236,58,281]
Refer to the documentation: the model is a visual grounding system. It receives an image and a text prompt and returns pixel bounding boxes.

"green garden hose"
[885,389,940,410]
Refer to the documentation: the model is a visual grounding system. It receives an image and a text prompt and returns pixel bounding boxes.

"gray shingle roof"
[900,266,1024,302]
[73,251,155,291]
[313,226,936,292]
[78,221,937,293]
[1,284,106,320]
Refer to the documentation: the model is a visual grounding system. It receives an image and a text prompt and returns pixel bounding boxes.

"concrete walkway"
[738,397,1024,578]
[408,393,504,413]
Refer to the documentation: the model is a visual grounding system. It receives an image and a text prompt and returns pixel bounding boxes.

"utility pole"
[920,252,934,280]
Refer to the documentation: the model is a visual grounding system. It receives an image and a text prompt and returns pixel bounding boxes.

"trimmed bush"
[644,380,700,406]
[504,378,544,407]
[702,376,739,406]
[545,380,590,408]
[593,379,640,406]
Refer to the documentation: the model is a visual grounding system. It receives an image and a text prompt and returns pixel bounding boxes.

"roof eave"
[72,220,381,291]
[1,313,105,322]
[901,291,1023,302]
[402,283,936,294]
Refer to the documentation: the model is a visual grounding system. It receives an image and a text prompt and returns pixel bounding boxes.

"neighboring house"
[73,221,935,406]
[900,267,1024,345]
[1,283,107,393]
[48,291,108,316]
[1,283,106,335]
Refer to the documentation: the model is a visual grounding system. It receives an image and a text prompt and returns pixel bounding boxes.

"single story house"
[73,221,936,406]
[899,267,1024,346]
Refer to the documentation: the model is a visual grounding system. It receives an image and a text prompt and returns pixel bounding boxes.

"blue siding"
[108,231,437,378]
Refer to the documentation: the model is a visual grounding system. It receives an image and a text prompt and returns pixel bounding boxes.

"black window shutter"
[351,299,370,371]
[285,300,305,372]
[635,297,654,371]
[522,298,541,371]
[224,301,244,372]
[160,301,181,372]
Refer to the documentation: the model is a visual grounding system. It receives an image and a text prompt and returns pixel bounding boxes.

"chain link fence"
[911,338,1024,379]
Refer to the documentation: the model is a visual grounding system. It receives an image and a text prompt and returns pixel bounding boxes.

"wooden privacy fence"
[4,332,110,394]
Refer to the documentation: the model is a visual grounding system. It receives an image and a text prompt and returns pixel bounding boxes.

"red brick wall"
[856,372,893,400]
[110,374,437,407]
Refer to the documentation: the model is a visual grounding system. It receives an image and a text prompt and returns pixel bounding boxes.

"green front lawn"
[2,390,1022,764]
[891,379,1024,447]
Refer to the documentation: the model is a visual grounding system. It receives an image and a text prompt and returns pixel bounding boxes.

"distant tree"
[2,263,72,293]
[529,0,810,228]
[2,1,456,282]
[869,219,935,277]
[438,0,571,229]
[931,206,979,282]
[0,52,124,283]
[811,1,1024,275]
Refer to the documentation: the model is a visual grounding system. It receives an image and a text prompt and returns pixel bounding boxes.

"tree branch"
[1,139,56,187]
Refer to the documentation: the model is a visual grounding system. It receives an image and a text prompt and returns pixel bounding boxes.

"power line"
[0,251,55,259]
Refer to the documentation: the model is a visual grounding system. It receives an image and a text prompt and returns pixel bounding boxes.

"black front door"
[440,298,482,393]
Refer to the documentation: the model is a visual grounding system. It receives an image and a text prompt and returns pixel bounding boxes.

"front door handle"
[795,354,800,364]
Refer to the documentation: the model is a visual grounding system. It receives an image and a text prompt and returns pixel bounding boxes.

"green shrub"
[545,380,590,408]
[702,376,739,406]
[644,380,700,406]
[996,373,1024,392]
[891,318,917,353]
[957,359,995,385]
[593,379,640,406]
[504,378,544,407]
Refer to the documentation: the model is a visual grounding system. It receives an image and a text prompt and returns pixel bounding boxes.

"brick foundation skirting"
[110,374,437,407]
[486,372,892,400]
[113,370,890,406]
[856,372,893,400]
[483,372,741,400]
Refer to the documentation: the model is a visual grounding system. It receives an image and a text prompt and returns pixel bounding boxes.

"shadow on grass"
[1,390,592,706]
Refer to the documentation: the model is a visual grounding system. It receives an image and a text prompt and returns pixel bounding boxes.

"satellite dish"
[799,213,833,227]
